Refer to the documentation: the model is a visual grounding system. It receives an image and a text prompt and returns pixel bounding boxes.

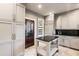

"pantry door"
[25,19,34,48]
[0,4,14,56]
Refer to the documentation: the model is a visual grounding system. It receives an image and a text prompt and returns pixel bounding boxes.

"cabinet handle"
[62,39,64,42]
[12,34,16,40]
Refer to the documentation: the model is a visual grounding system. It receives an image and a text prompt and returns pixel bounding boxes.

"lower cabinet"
[58,37,64,45]
[13,40,25,56]
[0,23,25,56]
[59,36,79,56]
[70,37,79,50]
[0,23,12,56]
[64,37,71,47]
[0,41,12,56]
[63,37,79,50]
[59,37,70,47]
[13,24,25,56]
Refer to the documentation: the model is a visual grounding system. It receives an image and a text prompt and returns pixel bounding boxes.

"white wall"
[25,9,44,45]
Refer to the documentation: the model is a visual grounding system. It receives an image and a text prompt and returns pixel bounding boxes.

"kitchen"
[25,3,79,56]
[0,3,79,56]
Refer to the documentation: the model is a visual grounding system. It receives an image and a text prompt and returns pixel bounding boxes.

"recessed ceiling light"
[38,4,42,9]
[49,12,52,15]
[49,11,54,15]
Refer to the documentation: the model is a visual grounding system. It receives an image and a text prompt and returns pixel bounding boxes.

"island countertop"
[36,35,58,42]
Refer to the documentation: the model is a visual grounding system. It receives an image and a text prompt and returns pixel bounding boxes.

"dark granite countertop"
[36,36,58,42]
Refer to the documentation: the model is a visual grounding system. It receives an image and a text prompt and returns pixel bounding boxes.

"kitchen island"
[36,36,59,56]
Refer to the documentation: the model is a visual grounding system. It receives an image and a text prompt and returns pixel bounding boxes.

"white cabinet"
[70,37,79,49]
[16,4,25,23]
[15,24,25,41]
[61,14,69,29]
[58,36,70,47]
[56,16,62,29]
[0,4,14,21]
[59,36,79,56]
[0,23,12,56]
[0,4,25,56]
[0,42,12,56]
[68,10,79,29]
[56,14,69,29]
[58,37,64,45]
[0,23,12,43]
[59,36,79,50]
[45,23,53,35]
[14,24,25,56]
[63,37,71,47]
[58,36,71,47]
[45,14,54,35]
[14,39,25,56]
[13,4,25,56]
[56,9,79,29]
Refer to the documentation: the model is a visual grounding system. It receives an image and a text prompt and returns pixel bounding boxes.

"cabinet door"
[64,37,71,47]
[14,24,25,56]
[0,23,12,56]
[16,4,25,23]
[70,37,79,49]
[15,24,25,41]
[14,4,25,56]
[45,14,54,35]
[14,39,25,56]
[68,10,79,29]
[56,16,62,29]
[61,15,69,29]
[0,4,14,21]
[45,21,54,35]
[58,38,64,45]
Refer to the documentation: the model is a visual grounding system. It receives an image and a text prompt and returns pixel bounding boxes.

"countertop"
[36,36,58,42]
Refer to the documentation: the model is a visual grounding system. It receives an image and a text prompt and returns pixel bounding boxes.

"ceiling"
[24,3,79,16]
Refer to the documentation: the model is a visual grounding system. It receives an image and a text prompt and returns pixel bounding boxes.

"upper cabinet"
[0,4,14,21]
[0,4,25,23]
[68,10,79,29]
[44,13,54,35]
[56,9,79,29]
[61,14,69,29]
[16,4,25,23]
[56,16,62,29]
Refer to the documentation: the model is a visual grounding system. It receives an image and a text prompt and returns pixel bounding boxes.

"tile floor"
[24,45,79,56]
[24,45,58,56]
[24,46,36,56]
